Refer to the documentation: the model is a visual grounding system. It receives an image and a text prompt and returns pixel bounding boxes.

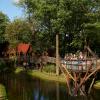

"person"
[79,52,84,59]
[78,52,85,70]
[72,54,78,70]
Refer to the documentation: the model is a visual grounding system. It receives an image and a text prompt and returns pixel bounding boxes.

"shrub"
[43,63,56,73]
[0,59,15,72]
[0,59,7,71]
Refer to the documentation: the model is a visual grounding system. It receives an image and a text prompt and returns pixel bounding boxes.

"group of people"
[64,52,86,61]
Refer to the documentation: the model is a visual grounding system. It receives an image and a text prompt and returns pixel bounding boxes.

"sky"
[0,0,24,21]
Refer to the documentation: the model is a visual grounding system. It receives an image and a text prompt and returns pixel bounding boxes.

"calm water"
[0,72,100,100]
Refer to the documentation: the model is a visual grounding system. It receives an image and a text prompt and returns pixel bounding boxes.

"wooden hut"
[16,43,32,66]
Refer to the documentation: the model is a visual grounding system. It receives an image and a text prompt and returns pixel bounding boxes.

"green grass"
[14,67,66,83]
[14,67,25,74]
[42,63,56,73]
[93,80,100,89]
[0,84,7,99]
[28,70,66,83]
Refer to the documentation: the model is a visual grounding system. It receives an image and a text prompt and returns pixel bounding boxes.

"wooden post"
[60,64,72,95]
[88,77,95,94]
[73,72,78,95]
[18,53,20,65]
[56,33,59,75]
[66,74,71,95]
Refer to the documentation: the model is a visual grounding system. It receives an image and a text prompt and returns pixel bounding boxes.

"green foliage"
[43,63,56,73]
[0,59,15,72]
[5,18,32,47]
[0,11,9,43]
[0,84,7,99]
[0,59,7,71]
[14,0,100,55]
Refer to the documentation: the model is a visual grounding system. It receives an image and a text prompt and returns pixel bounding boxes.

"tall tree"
[16,0,100,55]
[5,18,32,48]
[0,11,9,43]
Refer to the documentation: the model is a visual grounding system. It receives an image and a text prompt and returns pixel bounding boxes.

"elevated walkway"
[60,58,100,95]
[61,58,97,72]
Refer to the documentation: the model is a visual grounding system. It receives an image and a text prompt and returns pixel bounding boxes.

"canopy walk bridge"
[60,58,100,95]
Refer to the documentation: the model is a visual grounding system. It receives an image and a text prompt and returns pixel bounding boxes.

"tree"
[5,18,32,48]
[16,0,100,55]
[15,0,100,76]
[0,11,9,43]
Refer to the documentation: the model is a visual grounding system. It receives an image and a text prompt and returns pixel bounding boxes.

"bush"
[42,63,56,73]
[0,84,7,99]
[0,59,15,72]
[0,59,7,71]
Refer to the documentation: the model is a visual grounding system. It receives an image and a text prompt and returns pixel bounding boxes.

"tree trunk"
[85,45,97,57]
[56,33,59,75]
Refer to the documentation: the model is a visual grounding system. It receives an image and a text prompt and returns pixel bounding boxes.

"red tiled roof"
[17,43,31,54]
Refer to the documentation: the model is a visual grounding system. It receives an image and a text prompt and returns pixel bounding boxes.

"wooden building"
[16,43,32,65]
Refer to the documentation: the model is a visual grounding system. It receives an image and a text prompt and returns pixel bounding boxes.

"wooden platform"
[60,58,100,95]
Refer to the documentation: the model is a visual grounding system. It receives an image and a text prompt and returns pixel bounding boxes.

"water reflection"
[0,72,100,100]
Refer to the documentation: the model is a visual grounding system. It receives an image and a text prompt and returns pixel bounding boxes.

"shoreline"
[15,67,66,83]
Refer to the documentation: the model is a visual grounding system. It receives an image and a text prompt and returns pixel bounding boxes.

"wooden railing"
[47,57,56,64]
[61,58,97,72]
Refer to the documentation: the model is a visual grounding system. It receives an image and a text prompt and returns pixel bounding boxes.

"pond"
[0,72,100,100]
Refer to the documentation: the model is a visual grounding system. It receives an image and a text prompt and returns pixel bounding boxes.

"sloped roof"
[17,43,31,54]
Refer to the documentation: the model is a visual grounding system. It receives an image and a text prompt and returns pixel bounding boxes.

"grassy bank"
[28,70,66,83]
[15,67,66,83]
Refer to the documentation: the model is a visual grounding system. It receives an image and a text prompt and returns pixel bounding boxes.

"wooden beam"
[61,64,75,81]
[85,67,100,81]
[59,64,72,95]
[73,72,78,95]
[85,45,97,57]
[88,77,95,94]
